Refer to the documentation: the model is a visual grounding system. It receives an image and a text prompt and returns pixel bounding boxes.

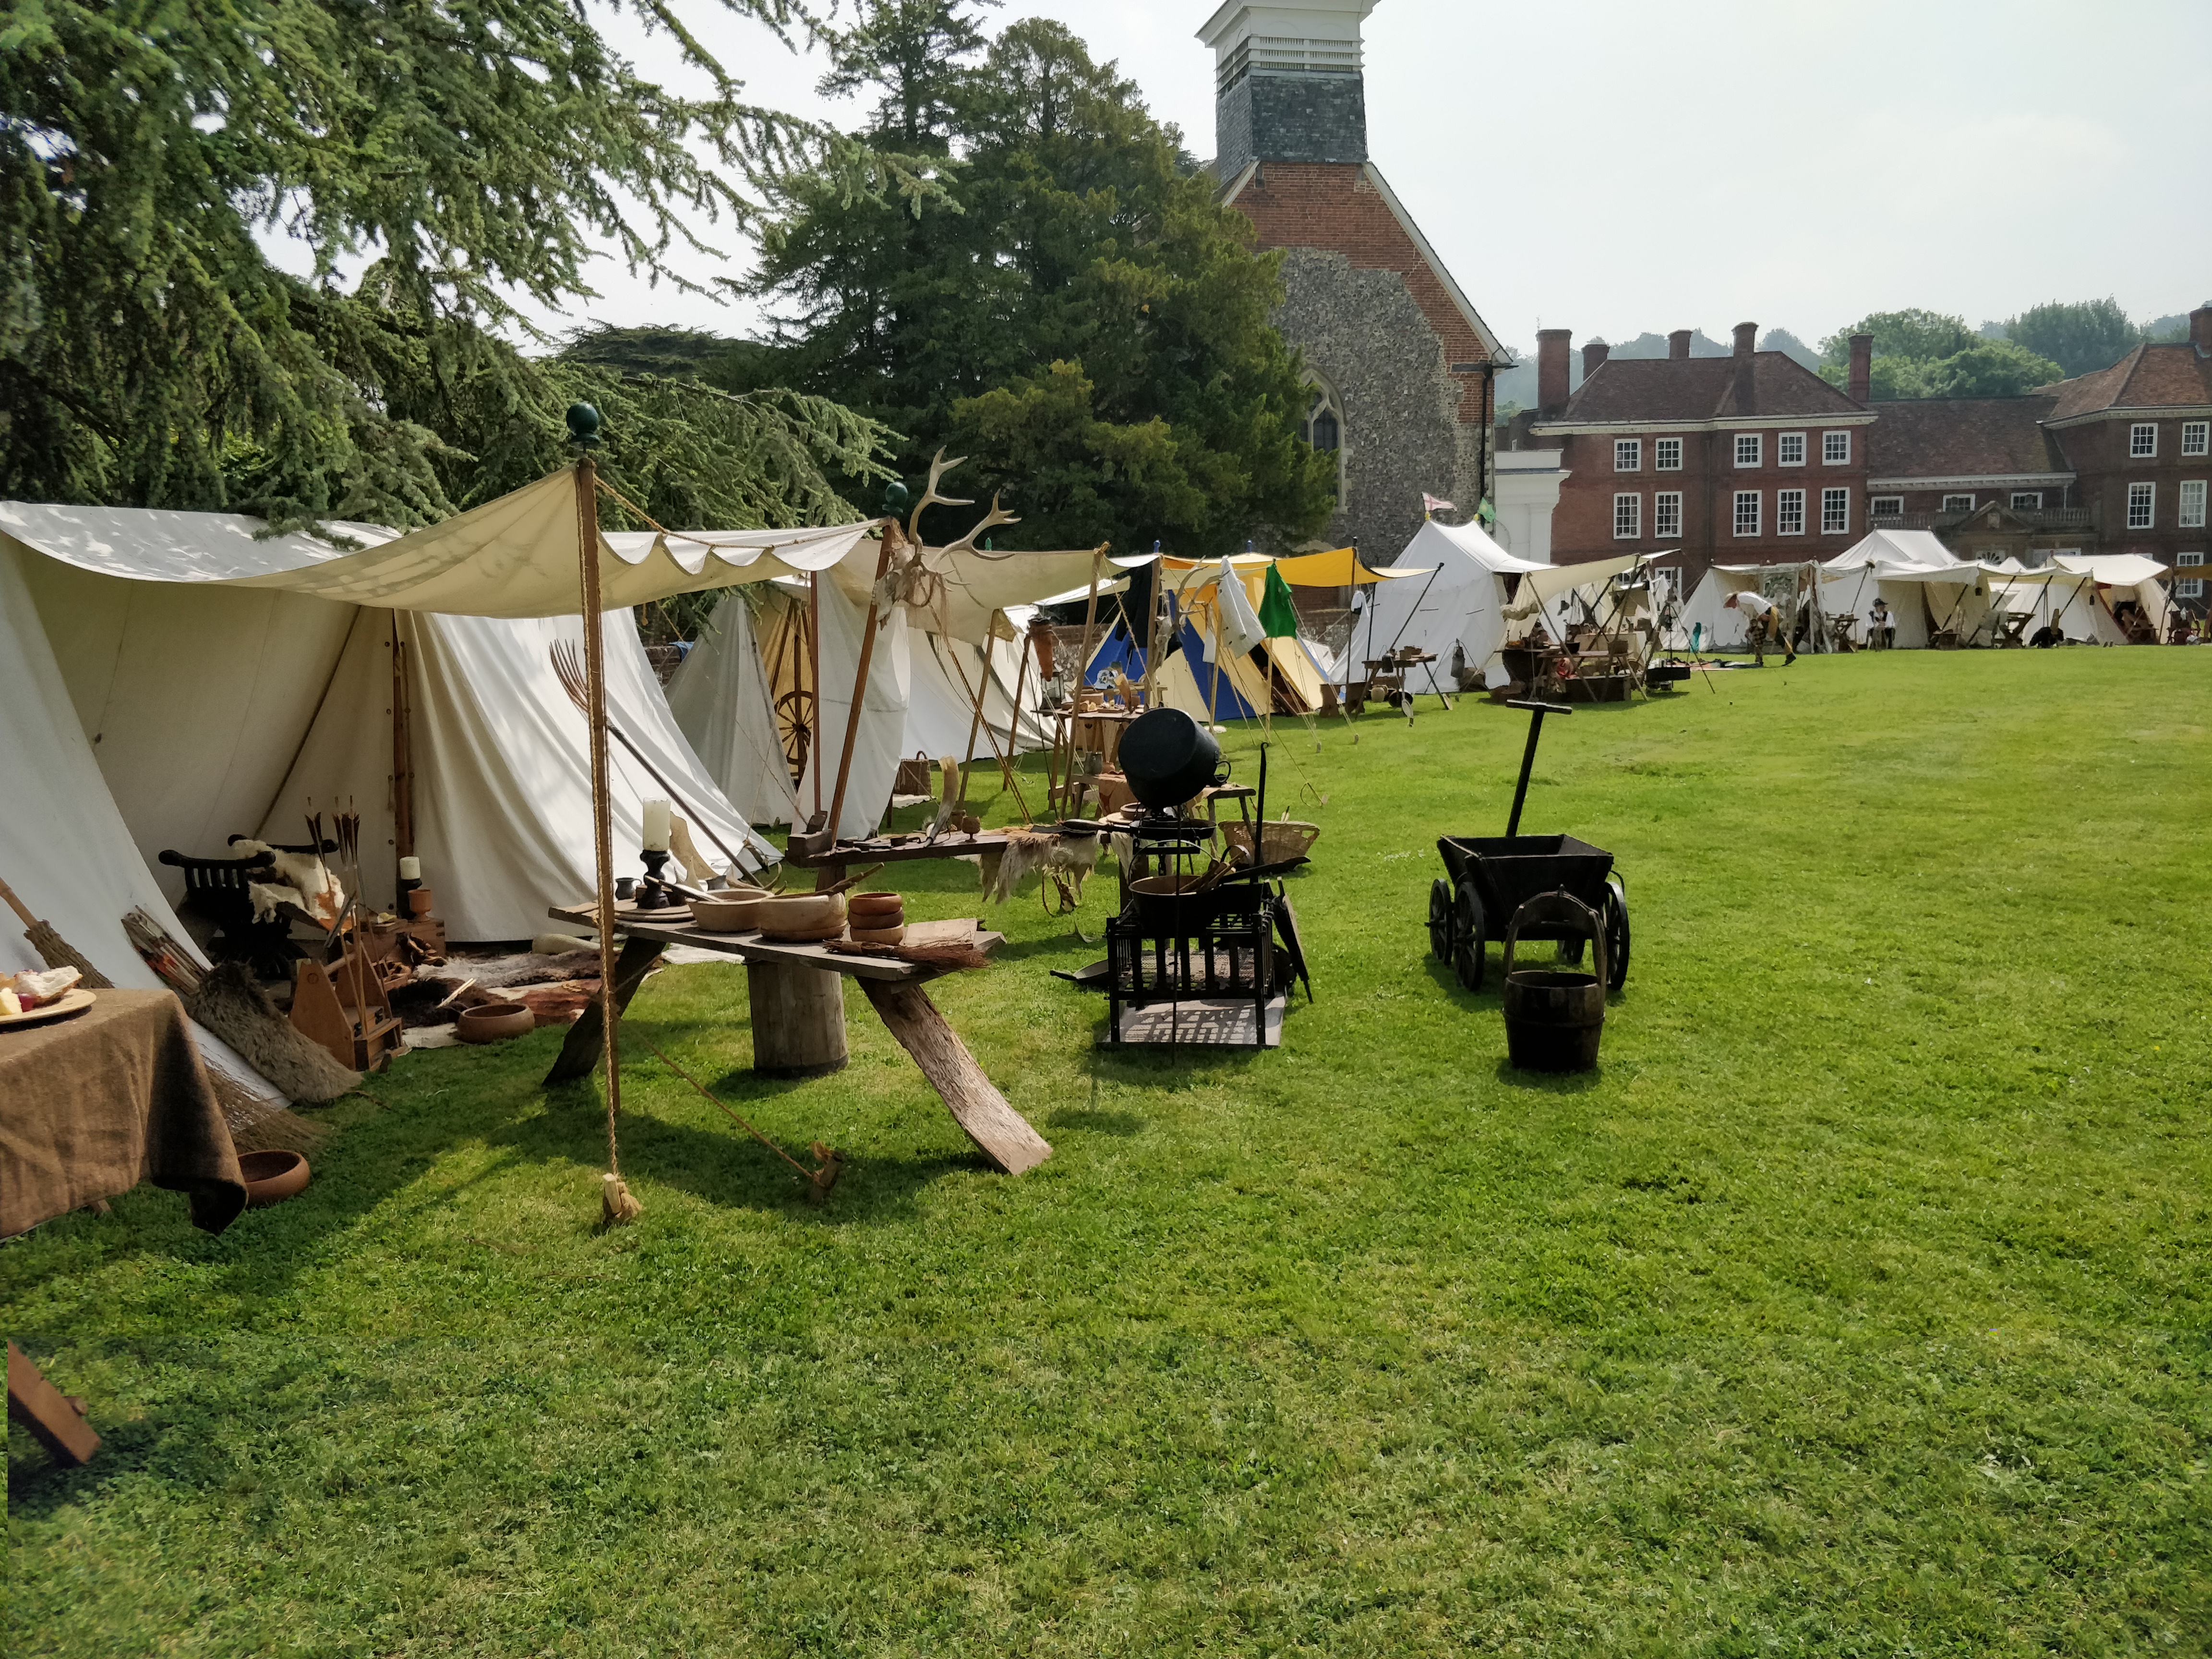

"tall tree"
[0,0,929,529]
[748,8,1338,554]
[1820,309,1977,366]
[2001,298,2143,378]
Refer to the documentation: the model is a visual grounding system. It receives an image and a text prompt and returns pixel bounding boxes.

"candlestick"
[641,799,671,852]
[398,856,422,881]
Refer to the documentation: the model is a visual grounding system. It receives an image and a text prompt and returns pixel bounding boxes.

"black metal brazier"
[1118,708,1229,812]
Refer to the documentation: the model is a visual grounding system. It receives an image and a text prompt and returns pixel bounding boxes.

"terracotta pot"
[850,923,907,946]
[756,891,847,941]
[240,1148,311,1207]
[457,1001,536,1044]
[848,890,904,918]
[691,887,769,932]
[406,888,434,917]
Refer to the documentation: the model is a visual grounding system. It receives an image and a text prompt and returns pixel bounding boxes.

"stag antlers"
[901,449,1021,558]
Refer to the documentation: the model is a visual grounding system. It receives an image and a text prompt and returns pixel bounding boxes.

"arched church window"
[1300,373,1346,504]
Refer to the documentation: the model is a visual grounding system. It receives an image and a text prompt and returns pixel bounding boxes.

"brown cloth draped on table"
[0,990,246,1236]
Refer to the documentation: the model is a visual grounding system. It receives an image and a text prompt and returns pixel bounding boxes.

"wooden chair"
[157,837,335,980]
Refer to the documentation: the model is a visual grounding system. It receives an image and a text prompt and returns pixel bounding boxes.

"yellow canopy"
[1272,546,1408,587]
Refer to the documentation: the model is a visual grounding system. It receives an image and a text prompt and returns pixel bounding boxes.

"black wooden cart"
[1425,702,1630,992]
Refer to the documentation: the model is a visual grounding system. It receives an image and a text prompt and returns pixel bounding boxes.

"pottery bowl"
[848,891,904,919]
[240,1148,311,1207]
[756,891,847,941]
[850,923,907,946]
[691,887,769,932]
[457,1001,537,1044]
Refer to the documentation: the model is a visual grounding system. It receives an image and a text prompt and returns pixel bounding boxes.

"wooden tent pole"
[807,572,824,825]
[390,615,413,891]
[828,521,899,842]
[1003,626,1032,790]
[953,613,996,820]
[573,454,635,1223]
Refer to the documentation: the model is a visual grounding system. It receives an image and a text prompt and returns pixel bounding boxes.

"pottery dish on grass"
[457,1001,536,1044]
[240,1148,311,1207]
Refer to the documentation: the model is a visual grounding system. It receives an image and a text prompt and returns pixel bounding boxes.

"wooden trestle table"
[543,903,1052,1176]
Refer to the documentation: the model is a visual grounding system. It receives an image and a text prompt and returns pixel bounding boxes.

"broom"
[0,872,114,988]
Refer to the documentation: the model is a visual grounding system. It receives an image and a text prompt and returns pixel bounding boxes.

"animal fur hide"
[183,961,361,1104]
[231,840,345,927]
[984,829,1104,906]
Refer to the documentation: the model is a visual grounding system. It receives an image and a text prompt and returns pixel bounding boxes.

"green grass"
[8,651,2209,1656]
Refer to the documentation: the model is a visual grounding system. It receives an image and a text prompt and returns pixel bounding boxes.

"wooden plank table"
[544,904,1051,1176]
[783,830,1013,894]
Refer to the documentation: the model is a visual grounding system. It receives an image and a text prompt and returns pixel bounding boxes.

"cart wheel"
[1603,881,1631,991]
[1452,882,1485,991]
[1427,878,1454,961]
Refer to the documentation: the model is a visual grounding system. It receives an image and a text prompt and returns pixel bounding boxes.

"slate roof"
[1866,397,2067,479]
[2041,342,2212,420]
[1542,352,1864,425]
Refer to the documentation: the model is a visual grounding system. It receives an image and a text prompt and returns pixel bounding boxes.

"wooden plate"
[0,987,96,1029]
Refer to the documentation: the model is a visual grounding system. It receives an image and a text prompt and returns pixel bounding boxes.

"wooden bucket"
[1501,891,1608,1073]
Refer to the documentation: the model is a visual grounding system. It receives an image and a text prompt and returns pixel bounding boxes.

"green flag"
[1259,563,1300,638]
[1476,496,1497,525]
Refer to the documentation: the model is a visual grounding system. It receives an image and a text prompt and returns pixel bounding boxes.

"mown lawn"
[7,649,2209,1656]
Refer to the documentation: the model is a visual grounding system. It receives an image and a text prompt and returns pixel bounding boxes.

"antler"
[905,448,973,543]
[938,493,1021,559]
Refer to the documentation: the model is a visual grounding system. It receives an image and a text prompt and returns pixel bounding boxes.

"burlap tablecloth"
[0,989,245,1236]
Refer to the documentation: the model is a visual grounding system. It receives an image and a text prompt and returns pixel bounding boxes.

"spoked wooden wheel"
[1603,879,1631,991]
[1452,882,1485,991]
[775,688,814,782]
[1427,878,1454,961]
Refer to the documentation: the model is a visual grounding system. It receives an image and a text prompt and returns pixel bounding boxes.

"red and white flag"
[1422,493,1455,516]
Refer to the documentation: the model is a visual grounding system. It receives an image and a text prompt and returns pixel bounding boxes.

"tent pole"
[389,613,413,908]
[1004,624,1033,793]
[1208,594,1227,731]
[573,455,633,1223]
[807,573,824,827]
[827,521,898,845]
[953,613,995,821]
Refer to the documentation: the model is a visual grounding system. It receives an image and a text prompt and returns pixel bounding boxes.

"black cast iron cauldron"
[1118,707,1230,812]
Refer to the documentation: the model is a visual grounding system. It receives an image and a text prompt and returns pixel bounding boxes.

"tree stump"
[749,962,848,1077]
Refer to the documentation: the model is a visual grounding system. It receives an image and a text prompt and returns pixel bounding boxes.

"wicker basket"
[1222,820,1321,866]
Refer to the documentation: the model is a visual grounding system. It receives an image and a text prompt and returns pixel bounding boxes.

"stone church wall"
[1275,249,1481,564]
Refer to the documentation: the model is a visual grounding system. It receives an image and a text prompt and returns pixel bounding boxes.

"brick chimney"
[1669,329,1692,361]
[1848,332,1874,403]
[1583,340,1611,379]
[2193,301,2212,355]
[1537,329,1571,417]
[1733,321,1757,413]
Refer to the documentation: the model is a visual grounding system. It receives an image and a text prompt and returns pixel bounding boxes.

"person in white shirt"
[1723,589,1796,665]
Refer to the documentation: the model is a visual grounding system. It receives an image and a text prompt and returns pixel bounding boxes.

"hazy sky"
[483,0,2211,358]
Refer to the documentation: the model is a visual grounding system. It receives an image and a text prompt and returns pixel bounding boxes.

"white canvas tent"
[0,483,792,942]
[2047,554,2171,642]
[1356,519,1544,689]
[662,592,801,827]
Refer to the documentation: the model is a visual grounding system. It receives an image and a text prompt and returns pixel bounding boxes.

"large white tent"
[1356,519,1547,688]
[0,483,790,943]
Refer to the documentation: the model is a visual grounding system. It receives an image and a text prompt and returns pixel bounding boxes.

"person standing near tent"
[1725,589,1795,666]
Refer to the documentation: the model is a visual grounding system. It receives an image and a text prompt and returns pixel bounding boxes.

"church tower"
[1201,0,1372,175]
[1200,0,1507,565]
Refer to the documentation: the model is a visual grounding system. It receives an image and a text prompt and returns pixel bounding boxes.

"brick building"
[1865,302,2212,600]
[1199,0,1506,564]
[1503,323,1875,591]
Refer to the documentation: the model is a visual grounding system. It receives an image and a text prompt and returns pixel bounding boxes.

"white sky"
[457,0,2212,358]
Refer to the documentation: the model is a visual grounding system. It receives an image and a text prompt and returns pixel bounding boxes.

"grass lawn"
[7,649,2209,1656]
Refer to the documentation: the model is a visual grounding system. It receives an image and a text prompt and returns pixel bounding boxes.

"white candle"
[641,799,671,852]
[398,857,422,881]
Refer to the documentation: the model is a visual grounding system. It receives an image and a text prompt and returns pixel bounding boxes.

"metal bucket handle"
[1502,890,1608,989]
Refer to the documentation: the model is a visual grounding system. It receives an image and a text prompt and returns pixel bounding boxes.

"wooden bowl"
[850,923,907,946]
[690,887,769,932]
[239,1148,310,1207]
[457,1001,536,1044]
[848,891,904,919]
[756,891,848,941]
